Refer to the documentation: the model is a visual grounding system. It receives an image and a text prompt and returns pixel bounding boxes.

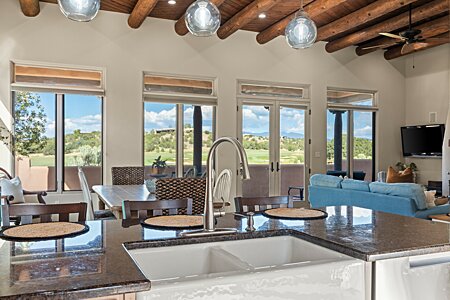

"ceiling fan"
[362,4,450,54]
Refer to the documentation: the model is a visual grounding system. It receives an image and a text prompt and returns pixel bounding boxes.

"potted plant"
[151,156,167,175]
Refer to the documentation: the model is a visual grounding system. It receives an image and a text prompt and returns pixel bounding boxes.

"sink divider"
[210,246,255,271]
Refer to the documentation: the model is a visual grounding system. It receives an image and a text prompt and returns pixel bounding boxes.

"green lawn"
[29,148,306,168]
[29,153,94,167]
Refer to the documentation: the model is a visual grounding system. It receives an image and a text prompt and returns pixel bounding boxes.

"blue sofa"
[309,174,450,219]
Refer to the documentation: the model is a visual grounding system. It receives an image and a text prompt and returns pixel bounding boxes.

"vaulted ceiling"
[18,0,450,60]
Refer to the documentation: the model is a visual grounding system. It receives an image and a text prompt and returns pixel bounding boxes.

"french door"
[238,100,310,198]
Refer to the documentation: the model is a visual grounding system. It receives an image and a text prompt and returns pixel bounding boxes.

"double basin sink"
[126,235,354,285]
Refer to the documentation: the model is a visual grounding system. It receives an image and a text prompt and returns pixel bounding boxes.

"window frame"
[143,101,217,177]
[142,72,218,177]
[327,87,378,181]
[11,91,104,193]
[10,60,105,194]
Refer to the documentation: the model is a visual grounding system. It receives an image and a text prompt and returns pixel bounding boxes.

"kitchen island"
[1,206,450,299]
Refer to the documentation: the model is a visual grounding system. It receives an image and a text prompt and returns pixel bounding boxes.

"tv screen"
[401,125,445,156]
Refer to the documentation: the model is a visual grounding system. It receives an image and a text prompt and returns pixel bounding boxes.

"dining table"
[92,185,156,219]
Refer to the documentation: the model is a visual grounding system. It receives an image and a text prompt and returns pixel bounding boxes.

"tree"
[14,92,47,156]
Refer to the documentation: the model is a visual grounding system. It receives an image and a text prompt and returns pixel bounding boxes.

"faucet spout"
[180,137,251,237]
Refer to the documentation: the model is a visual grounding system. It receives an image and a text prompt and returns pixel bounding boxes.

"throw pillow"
[386,166,414,183]
[424,190,436,208]
[0,177,25,204]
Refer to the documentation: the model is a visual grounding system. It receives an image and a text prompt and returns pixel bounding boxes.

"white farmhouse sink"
[128,244,250,283]
[219,235,349,269]
[127,235,367,300]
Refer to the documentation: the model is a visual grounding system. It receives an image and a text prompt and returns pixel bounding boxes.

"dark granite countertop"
[2,205,450,299]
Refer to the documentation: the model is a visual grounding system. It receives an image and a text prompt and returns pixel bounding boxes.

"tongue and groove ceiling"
[18,0,450,60]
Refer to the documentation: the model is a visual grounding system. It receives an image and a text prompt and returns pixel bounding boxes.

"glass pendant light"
[285,0,317,49]
[58,0,101,22]
[185,0,221,37]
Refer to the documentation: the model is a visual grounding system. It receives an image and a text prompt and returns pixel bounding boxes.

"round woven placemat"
[142,215,203,229]
[263,208,328,220]
[0,222,89,241]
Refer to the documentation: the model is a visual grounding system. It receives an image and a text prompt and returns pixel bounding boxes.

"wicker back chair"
[155,178,206,214]
[111,167,145,185]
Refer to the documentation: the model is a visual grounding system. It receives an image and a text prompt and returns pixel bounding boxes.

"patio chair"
[1,200,87,226]
[111,166,145,185]
[122,198,193,220]
[0,167,47,204]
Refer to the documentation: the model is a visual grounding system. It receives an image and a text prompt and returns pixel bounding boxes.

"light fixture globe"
[58,0,101,22]
[285,9,317,49]
[185,0,221,37]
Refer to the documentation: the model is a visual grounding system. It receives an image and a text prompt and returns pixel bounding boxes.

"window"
[12,62,104,192]
[327,88,377,182]
[143,73,217,177]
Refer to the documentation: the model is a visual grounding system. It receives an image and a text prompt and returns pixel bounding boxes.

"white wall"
[404,45,450,185]
[0,0,406,203]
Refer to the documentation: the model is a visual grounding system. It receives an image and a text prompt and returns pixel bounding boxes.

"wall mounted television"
[401,124,445,157]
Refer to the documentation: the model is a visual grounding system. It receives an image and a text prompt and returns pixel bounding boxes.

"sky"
[33,93,102,137]
[33,92,373,140]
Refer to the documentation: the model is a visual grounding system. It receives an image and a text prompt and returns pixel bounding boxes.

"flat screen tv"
[401,124,445,157]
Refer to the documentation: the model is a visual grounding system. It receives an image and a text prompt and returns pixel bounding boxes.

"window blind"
[11,62,104,95]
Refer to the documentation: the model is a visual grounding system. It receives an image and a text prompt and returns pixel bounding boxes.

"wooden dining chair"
[122,198,193,220]
[111,167,145,185]
[1,200,87,226]
[234,196,292,213]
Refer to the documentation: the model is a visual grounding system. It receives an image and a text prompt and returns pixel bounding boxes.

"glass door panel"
[279,107,306,197]
[327,110,348,177]
[353,111,375,182]
[182,105,214,177]
[144,103,177,177]
[241,105,271,197]
[63,94,102,190]
[14,92,57,191]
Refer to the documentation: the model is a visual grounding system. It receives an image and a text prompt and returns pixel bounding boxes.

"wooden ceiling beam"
[256,0,341,45]
[19,0,40,17]
[318,0,419,42]
[356,15,450,56]
[128,0,159,29]
[325,0,448,53]
[217,0,283,40]
[174,0,227,36]
[384,32,449,60]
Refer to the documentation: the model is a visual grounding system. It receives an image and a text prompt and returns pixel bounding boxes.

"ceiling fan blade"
[379,32,406,40]
[401,43,415,54]
[361,43,399,50]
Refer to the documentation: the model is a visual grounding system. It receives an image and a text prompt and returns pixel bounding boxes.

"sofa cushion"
[369,182,427,210]
[341,179,370,192]
[0,177,25,204]
[310,174,342,188]
[386,166,414,183]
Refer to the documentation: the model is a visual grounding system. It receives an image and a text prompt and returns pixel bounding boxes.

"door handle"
[270,162,274,172]
[276,162,280,172]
